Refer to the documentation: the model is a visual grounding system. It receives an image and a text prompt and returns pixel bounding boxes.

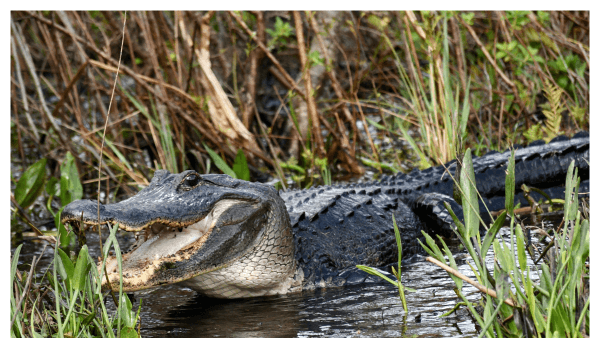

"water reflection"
[134,285,302,337]
[130,257,483,338]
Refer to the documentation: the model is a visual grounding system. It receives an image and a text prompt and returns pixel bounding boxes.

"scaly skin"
[61,132,589,298]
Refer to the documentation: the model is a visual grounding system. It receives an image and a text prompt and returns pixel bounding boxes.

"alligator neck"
[179,195,300,298]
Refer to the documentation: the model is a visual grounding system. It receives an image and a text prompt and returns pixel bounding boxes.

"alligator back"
[279,132,589,289]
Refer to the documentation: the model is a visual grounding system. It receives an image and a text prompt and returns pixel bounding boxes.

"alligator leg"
[408,192,463,237]
[410,177,589,239]
[405,132,589,237]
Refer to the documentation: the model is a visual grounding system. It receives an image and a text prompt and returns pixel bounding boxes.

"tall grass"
[364,11,588,171]
[10,225,141,338]
[11,112,141,338]
[420,150,589,337]
[357,215,414,312]
[10,11,589,197]
[387,13,470,168]
[11,12,142,337]
[358,145,589,336]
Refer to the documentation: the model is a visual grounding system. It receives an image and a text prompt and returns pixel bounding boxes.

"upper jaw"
[59,172,276,291]
[60,173,262,232]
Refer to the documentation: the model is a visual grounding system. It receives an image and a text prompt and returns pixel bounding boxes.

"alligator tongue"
[119,217,212,272]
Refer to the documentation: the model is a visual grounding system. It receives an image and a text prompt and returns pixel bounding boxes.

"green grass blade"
[477,298,504,338]
[359,157,399,173]
[442,201,465,235]
[397,121,431,169]
[233,149,250,181]
[459,78,471,140]
[515,223,527,271]
[393,215,402,264]
[60,152,83,206]
[459,149,479,238]
[10,245,23,335]
[203,143,236,178]
[108,226,125,334]
[575,296,590,333]
[10,244,22,293]
[56,248,74,289]
[563,161,576,221]
[100,137,134,171]
[505,150,516,216]
[420,231,445,261]
[29,298,44,338]
[356,265,398,286]
[481,210,505,255]
[52,238,64,337]
[439,237,463,290]
[73,245,90,292]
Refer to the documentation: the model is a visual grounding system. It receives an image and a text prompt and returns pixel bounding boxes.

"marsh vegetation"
[10,11,589,337]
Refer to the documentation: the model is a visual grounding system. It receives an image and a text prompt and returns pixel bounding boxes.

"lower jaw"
[99,254,169,292]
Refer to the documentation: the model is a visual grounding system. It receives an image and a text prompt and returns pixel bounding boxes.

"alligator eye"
[181,174,201,190]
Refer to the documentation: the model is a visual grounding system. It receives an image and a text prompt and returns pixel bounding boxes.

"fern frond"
[542,80,564,139]
[524,124,544,143]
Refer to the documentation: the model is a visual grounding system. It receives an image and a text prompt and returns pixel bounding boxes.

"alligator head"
[61,170,297,298]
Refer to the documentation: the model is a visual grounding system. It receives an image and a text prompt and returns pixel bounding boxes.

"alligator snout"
[61,199,112,225]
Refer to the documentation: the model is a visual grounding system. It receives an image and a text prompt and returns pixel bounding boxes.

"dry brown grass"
[10,11,589,198]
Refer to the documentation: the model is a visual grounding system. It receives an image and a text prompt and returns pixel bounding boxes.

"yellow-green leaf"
[15,158,47,209]
[72,245,90,292]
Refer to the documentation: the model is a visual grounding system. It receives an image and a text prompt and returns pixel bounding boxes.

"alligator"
[61,132,589,299]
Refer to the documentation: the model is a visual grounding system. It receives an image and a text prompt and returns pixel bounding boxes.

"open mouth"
[107,212,214,280]
[66,199,256,291]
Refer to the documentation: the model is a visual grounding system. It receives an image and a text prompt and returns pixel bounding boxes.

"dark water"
[13,212,561,338]
[129,263,479,338]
